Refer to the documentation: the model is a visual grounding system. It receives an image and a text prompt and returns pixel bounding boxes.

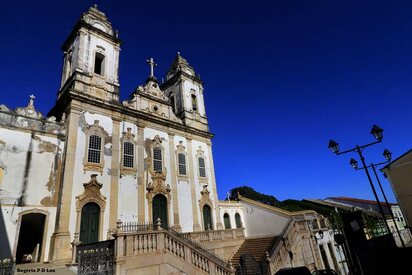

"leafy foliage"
[229,186,280,206]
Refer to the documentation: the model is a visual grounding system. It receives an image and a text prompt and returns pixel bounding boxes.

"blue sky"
[1,0,411,202]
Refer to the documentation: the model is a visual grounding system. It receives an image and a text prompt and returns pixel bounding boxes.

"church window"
[191,94,197,111]
[235,213,242,228]
[196,146,208,183]
[88,135,102,163]
[198,157,206,177]
[178,153,186,175]
[120,128,137,176]
[83,120,107,173]
[224,213,231,229]
[123,142,134,168]
[94,52,105,75]
[153,147,162,173]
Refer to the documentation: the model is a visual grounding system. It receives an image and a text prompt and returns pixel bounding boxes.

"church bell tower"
[162,53,209,132]
[58,5,121,103]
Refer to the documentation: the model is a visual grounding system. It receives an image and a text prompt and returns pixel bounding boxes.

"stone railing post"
[158,231,165,252]
[209,261,217,275]
[185,245,192,264]
[116,234,125,258]
[157,218,162,230]
[116,219,123,233]
[126,235,134,255]
[71,233,81,264]
[208,228,213,241]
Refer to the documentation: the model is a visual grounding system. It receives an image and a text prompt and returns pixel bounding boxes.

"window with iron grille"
[123,142,134,168]
[198,157,206,177]
[88,135,102,163]
[153,147,162,172]
[178,153,186,175]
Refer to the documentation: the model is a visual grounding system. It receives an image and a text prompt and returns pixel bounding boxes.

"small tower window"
[88,135,102,163]
[178,153,186,175]
[191,94,198,111]
[198,157,206,177]
[123,142,134,168]
[153,147,162,173]
[94,52,105,75]
[170,93,175,111]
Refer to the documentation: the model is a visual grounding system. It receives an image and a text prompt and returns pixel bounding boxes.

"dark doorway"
[203,205,213,230]
[80,203,100,244]
[16,213,46,264]
[153,194,168,226]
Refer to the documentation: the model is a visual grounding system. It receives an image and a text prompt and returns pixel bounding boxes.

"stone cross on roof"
[146,57,157,78]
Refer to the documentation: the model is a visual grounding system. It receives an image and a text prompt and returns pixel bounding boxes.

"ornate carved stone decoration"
[15,95,43,119]
[137,79,168,101]
[146,135,170,203]
[198,185,213,208]
[75,174,107,211]
[82,120,109,173]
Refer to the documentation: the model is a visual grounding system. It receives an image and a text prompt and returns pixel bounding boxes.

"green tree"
[229,186,280,206]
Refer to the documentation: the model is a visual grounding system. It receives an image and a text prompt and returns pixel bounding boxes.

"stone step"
[231,236,279,268]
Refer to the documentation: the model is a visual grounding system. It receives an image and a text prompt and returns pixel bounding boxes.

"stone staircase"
[231,236,279,269]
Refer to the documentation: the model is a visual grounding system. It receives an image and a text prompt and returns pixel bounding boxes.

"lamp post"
[350,149,406,248]
[328,125,391,235]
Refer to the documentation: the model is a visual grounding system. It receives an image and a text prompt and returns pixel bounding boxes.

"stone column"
[207,141,223,230]
[76,30,87,71]
[168,132,181,231]
[187,138,201,231]
[137,124,146,223]
[109,118,121,228]
[50,107,81,262]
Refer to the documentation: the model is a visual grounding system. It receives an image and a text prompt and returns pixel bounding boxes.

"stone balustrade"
[114,222,233,275]
[185,228,245,243]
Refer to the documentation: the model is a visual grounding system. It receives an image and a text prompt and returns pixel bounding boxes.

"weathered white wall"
[219,202,244,229]
[240,200,291,238]
[0,125,63,261]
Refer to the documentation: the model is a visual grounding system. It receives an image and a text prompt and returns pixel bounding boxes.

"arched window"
[88,135,102,163]
[203,205,213,230]
[178,153,186,175]
[224,213,231,229]
[169,93,175,111]
[191,94,197,111]
[94,52,105,75]
[235,213,242,228]
[153,147,162,173]
[123,142,134,168]
[198,157,206,178]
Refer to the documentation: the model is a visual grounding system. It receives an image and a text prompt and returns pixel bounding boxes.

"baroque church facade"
[0,6,346,275]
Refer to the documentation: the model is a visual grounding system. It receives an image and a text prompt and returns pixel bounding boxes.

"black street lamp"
[328,125,392,237]
[349,149,406,248]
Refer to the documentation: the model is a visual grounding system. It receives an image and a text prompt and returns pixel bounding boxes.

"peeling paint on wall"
[40,154,62,207]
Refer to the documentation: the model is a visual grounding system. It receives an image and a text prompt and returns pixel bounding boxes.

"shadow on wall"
[0,204,12,259]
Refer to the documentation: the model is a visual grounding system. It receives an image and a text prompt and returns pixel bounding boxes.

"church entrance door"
[16,213,46,264]
[153,194,168,227]
[80,202,100,244]
[203,205,213,230]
